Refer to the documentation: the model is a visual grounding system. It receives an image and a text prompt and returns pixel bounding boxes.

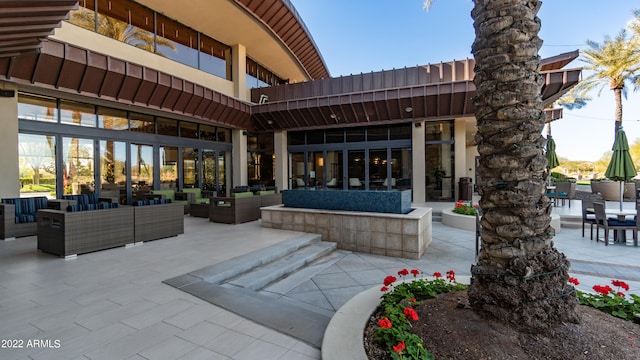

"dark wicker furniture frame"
[37,206,134,257]
[133,203,184,242]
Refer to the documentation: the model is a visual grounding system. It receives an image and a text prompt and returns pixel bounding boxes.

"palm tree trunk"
[614,87,623,135]
[467,0,579,331]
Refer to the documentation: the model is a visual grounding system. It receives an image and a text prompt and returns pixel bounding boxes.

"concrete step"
[262,250,348,295]
[227,241,338,290]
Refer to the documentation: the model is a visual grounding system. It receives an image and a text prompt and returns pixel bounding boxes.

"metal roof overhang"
[0,0,78,58]
[250,68,582,132]
[0,39,252,129]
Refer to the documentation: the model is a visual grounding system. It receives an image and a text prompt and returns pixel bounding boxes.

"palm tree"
[69,7,176,56]
[569,12,640,137]
[425,0,579,330]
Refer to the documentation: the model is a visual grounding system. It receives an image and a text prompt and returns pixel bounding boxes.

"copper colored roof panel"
[0,1,78,58]
[0,39,251,129]
[235,0,330,80]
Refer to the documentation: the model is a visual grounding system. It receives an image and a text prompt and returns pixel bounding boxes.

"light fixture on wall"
[267,120,273,125]
[405,106,413,113]
[414,122,421,128]
[242,131,248,135]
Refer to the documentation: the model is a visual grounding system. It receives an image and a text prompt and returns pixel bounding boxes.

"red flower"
[410,269,420,277]
[403,307,419,321]
[593,285,613,296]
[446,269,456,282]
[398,268,409,276]
[410,297,416,303]
[568,277,580,286]
[378,317,392,329]
[383,275,397,286]
[612,280,630,291]
[380,286,389,292]
[393,340,405,353]
[617,292,626,297]
[432,271,442,278]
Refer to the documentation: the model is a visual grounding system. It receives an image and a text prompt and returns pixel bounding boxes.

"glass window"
[159,146,178,190]
[70,0,97,32]
[326,129,344,143]
[425,121,454,142]
[217,127,231,143]
[306,131,324,145]
[200,34,231,80]
[182,147,198,188]
[156,13,197,67]
[19,134,56,197]
[99,140,126,203]
[291,153,306,188]
[390,124,411,140]
[130,112,154,133]
[17,93,57,122]
[157,117,178,136]
[60,100,96,127]
[347,150,365,189]
[180,121,198,139]
[391,148,411,190]
[367,126,388,142]
[62,137,95,195]
[288,131,305,146]
[200,124,216,141]
[202,149,217,192]
[325,151,343,189]
[98,107,128,130]
[96,0,155,52]
[368,149,387,190]
[346,128,365,143]
[131,143,153,191]
[218,151,227,196]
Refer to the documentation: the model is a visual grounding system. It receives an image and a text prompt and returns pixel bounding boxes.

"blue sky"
[290,0,640,162]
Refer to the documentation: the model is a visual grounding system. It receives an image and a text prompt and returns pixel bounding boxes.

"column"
[0,84,19,197]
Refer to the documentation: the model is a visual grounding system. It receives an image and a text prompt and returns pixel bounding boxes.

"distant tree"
[629,138,640,170]
[568,10,640,137]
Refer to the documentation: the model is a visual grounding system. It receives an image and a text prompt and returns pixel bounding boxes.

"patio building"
[0,0,580,204]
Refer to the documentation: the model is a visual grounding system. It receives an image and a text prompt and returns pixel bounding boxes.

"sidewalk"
[0,202,639,360]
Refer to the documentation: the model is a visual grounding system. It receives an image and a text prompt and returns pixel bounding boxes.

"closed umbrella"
[604,127,637,211]
[545,135,559,185]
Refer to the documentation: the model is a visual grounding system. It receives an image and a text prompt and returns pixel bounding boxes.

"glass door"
[347,150,365,189]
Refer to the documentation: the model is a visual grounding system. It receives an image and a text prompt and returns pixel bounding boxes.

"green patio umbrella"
[545,135,559,185]
[604,127,637,211]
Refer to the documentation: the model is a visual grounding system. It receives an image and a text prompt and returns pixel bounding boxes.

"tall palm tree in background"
[568,10,640,137]
[425,0,579,330]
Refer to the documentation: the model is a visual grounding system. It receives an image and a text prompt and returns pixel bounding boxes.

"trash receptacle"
[458,177,473,201]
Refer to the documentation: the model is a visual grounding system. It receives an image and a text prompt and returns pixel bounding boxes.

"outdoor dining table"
[605,208,636,244]
[586,207,637,244]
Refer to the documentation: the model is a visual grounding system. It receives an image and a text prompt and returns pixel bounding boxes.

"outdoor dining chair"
[593,202,636,246]
[581,199,602,240]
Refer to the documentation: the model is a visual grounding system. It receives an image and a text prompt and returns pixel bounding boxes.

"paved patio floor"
[1,200,639,360]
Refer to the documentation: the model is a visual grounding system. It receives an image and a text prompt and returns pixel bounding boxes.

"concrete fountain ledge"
[261,205,432,259]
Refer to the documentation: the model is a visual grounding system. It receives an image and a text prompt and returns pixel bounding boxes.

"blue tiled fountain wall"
[282,189,412,214]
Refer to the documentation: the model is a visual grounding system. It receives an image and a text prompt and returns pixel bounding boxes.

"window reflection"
[63,137,95,195]
[17,94,57,122]
[19,134,56,198]
[160,146,178,190]
[60,101,96,127]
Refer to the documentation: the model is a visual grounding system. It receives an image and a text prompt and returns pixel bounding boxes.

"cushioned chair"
[349,178,362,189]
[383,178,396,188]
[326,178,337,187]
[554,182,576,208]
[296,178,306,188]
[581,198,602,240]
[593,202,636,246]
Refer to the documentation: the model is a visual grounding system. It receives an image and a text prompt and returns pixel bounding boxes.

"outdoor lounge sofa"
[209,190,282,224]
[0,196,48,239]
[37,203,133,257]
[151,189,192,214]
[132,199,184,242]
